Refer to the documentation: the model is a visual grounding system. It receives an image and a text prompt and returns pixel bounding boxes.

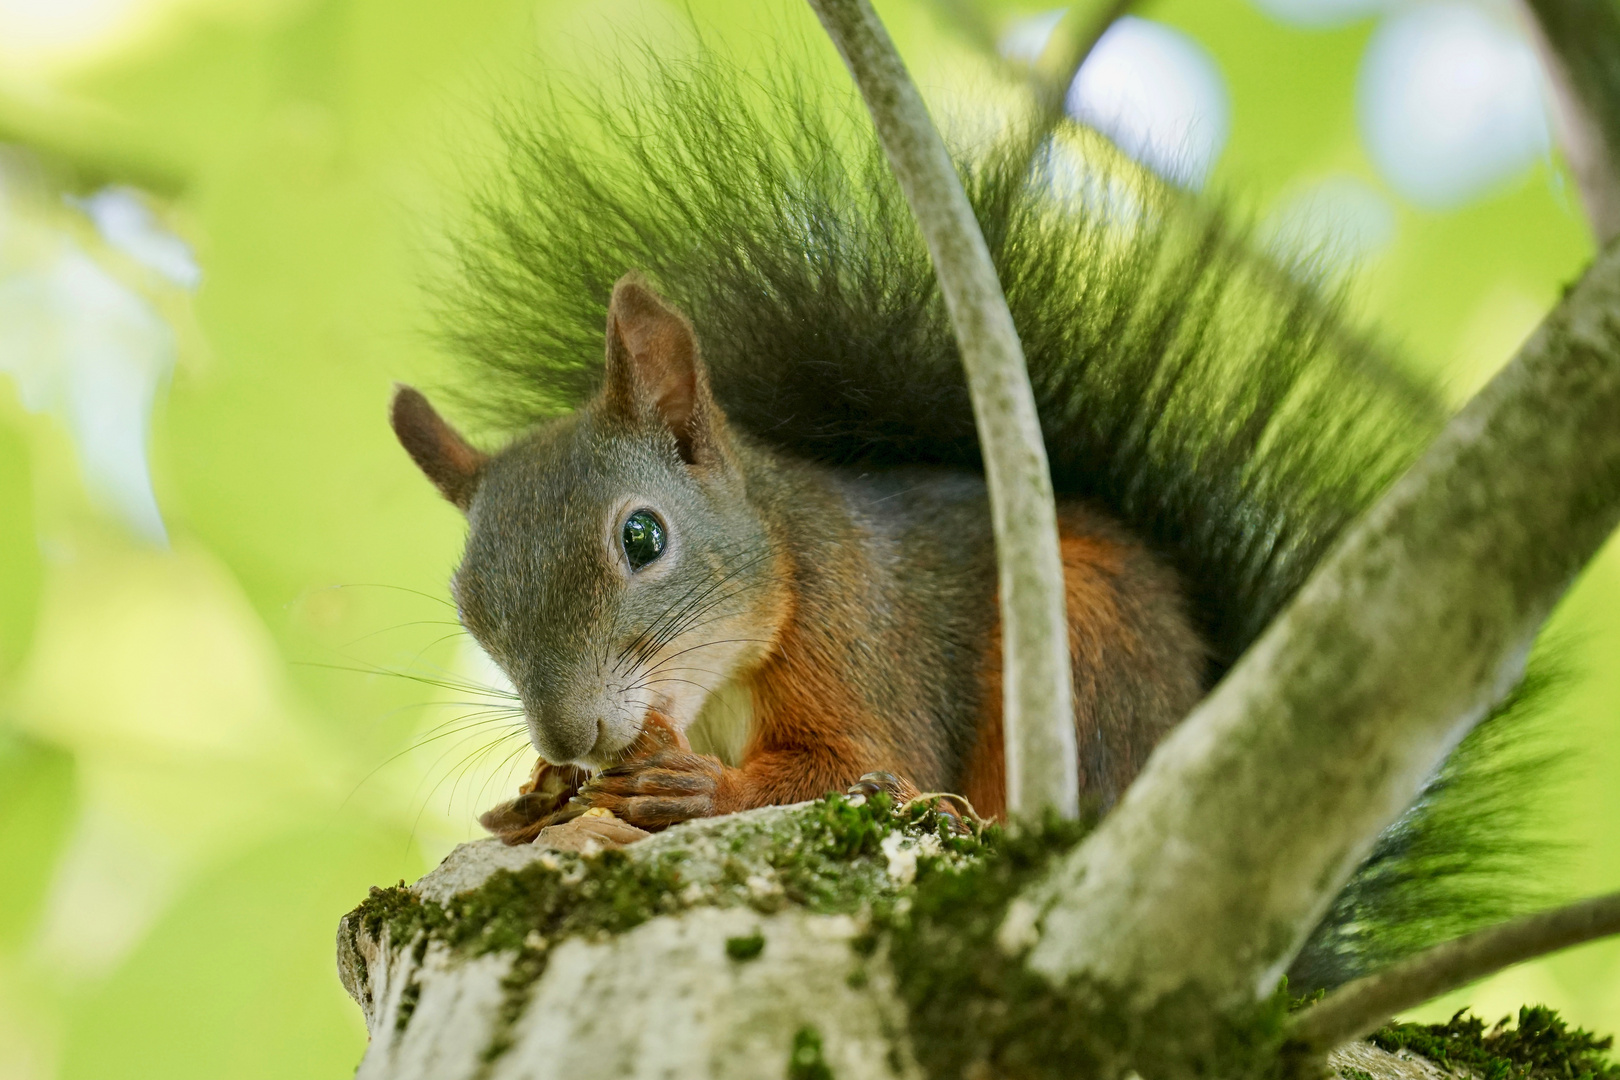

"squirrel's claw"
[845,771,920,804]
[555,747,728,830]
[845,771,974,836]
[533,714,726,830]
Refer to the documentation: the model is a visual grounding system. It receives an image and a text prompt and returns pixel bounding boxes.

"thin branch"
[928,1,1132,175]
[805,0,1079,818]
[1012,234,1620,1008]
[1009,1,1133,181]
[1291,892,1620,1052]
[1518,0,1620,243]
[1030,1,1133,122]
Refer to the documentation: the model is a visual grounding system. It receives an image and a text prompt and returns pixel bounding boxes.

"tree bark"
[1291,892,1620,1051]
[339,808,1460,1080]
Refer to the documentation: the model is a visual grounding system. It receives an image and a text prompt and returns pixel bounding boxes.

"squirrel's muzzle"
[522,703,600,766]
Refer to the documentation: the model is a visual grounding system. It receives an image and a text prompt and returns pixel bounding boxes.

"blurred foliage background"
[0,0,1616,1076]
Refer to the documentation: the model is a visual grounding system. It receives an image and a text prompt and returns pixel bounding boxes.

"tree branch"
[1519,0,1620,243]
[1029,1,1132,122]
[805,0,1079,818]
[1012,237,1620,1009]
[1291,892,1620,1052]
[927,1,1132,178]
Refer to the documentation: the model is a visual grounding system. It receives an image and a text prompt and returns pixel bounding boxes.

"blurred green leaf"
[0,420,41,679]
[0,733,75,951]
[59,823,417,1080]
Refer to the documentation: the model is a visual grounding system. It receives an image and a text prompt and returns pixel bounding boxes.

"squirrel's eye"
[621,509,666,571]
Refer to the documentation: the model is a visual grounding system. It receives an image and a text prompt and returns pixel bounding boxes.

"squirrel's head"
[391,276,782,767]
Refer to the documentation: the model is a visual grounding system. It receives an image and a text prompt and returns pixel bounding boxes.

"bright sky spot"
[0,0,284,79]
[72,187,203,288]
[1263,173,1398,268]
[1035,135,1147,227]
[1066,17,1231,190]
[0,0,154,76]
[0,244,175,543]
[1358,2,1550,208]
[0,179,196,544]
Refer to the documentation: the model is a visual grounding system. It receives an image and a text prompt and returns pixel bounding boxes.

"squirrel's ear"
[602,274,723,466]
[391,385,487,511]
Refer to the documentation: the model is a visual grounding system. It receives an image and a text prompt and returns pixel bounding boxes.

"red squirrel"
[381,49,1549,991]
[395,275,1204,838]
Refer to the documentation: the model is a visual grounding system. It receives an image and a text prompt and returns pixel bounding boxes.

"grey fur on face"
[454,403,774,766]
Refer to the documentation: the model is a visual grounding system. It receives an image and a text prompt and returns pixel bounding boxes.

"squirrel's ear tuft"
[603,273,724,466]
[391,385,488,511]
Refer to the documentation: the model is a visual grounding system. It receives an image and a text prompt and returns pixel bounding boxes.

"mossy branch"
[1015,236,1620,1009]
[1520,0,1620,243]
[805,0,1078,818]
[1291,892,1620,1052]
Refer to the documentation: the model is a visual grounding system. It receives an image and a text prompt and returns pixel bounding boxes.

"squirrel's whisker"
[296,660,521,701]
[625,547,773,667]
[338,620,469,649]
[325,582,459,610]
[622,570,776,675]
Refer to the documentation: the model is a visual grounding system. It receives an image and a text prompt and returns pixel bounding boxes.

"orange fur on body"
[711,510,1202,822]
[962,516,1203,820]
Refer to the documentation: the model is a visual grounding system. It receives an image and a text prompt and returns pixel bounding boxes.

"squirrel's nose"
[524,707,597,765]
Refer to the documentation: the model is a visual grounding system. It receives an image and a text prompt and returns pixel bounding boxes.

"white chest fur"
[685,678,753,767]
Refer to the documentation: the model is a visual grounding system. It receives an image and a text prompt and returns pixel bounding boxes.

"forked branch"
[805,0,1079,818]
[1291,892,1620,1052]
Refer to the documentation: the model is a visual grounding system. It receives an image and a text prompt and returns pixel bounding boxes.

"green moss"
[350,794,939,963]
[348,793,967,1067]
[726,932,766,961]
[788,1025,835,1080]
[394,978,422,1034]
[1370,1007,1620,1080]
[477,948,547,1071]
[1338,1067,1374,1080]
[392,933,431,1034]
[879,809,1294,1080]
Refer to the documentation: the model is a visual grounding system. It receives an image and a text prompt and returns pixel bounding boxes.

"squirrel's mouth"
[578,714,641,768]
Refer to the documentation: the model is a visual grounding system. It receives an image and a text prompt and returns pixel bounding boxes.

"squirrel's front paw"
[567,750,728,829]
[552,716,729,830]
[479,759,589,845]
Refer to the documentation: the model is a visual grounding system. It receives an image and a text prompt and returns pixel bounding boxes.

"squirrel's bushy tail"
[442,48,1557,989]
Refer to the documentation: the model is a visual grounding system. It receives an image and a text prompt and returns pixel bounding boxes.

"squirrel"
[387,53,1552,988]
[394,271,1204,828]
